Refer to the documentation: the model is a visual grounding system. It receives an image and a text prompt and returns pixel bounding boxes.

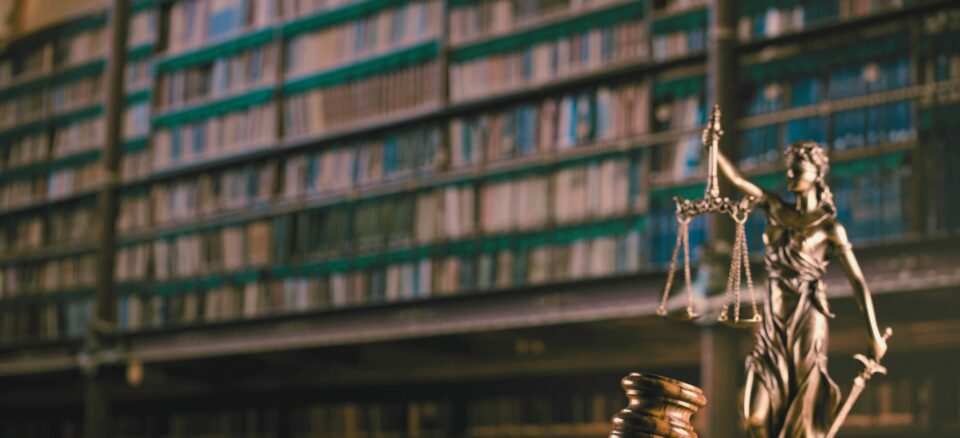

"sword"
[825,327,893,438]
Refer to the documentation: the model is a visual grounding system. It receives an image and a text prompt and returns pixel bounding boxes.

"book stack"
[0,176,45,210]
[552,157,631,224]
[467,391,623,436]
[415,184,476,243]
[52,117,104,158]
[651,9,706,61]
[128,8,157,49]
[54,26,105,67]
[284,0,440,77]
[50,74,102,114]
[121,148,151,182]
[0,45,53,86]
[150,162,275,225]
[480,174,550,233]
[118,194,150,232]
[124,103,150,139]
[449,82,651,165]
[116,243,149,283]
[449,16,649,101]
[47,159,103,199]
[152,220,273,281]
[448,0,624,44]
[283,124,441,197]
[0,215,43,253]
[157,44,277,111]
[47,204,97,245]
[283,61,442,137]
[0,133,47,172]
[152,101,276,170]
[282,0,364,19]
[167,0,274,54]
[739,0,904,42]
[126,58,154,92]
[0,90,46,129]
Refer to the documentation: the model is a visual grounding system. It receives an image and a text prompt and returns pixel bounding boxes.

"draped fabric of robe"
[747,201,841,438]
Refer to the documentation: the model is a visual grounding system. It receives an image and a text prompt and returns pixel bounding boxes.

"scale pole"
[704,105,722,199]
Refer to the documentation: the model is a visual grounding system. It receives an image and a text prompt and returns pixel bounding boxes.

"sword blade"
[825,377,866,438]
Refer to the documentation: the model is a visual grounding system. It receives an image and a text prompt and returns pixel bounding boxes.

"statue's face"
[786,159,818,193]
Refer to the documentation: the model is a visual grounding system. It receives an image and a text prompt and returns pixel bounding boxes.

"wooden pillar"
[700,0,744,436]
[86,0,130,436]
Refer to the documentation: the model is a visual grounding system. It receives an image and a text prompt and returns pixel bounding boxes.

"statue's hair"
[784,141,837,218]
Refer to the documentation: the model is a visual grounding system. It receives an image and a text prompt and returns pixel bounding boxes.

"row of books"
[0,46,53,86]
[653,94,703,131]
[283,61,442,138]
[124,102,151,139]
[152,221,273,281]
[53,116,104,158]
[0,177,45,210]
[167,0,274,54]
[118,194,150,233]
[739,0,904,42]
[121,148,151,182]
[281,0,364,20]
[739,100,916,168]
[655,0,707,13]
[651,25,705,61]
[115,223,644,329]
[129,8,158,49]
[0,298,92,342]
[0,253,96,296]
[115,408,283,438]
[449,82,652,167]
[744,55,911,117]
[117,243,149,282]
[414,185,475,243]
[112,402,448,437]
[833,156,909,242]
[157,45,278,111]
[126,57,154,92]
[0,417,80,438]
[447,0,625,45]
[0,133,47,171]
[832,100,916,151]
[0,216,43,254]
[48,160,103,199]
[282,124,441,198]
[150,162,275,225]
[467,391,623,429]
[54,27,106,67]
[289,401,448,438]
[47,205,97,246]
[0,92,45,129]
[479,175,550,233]
[449,19,649,102]
[152,101,277,171]
[49,75,102,114]
[284,0,441,78]
[648,134,702,180]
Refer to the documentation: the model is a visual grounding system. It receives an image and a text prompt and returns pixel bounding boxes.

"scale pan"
[664,309,700,321]
[718,314,762,329]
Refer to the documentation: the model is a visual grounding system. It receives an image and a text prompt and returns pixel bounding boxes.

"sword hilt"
[853,327,893,380]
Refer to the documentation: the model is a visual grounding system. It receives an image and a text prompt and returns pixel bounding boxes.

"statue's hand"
[869,327,892,362]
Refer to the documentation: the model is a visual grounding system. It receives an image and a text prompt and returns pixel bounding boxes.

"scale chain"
[659,218,687,315]
[741,220,761,321]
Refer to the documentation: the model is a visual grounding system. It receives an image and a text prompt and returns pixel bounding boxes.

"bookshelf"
[1,0,960,436]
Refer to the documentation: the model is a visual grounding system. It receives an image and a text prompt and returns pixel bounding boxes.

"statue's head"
[784,141,828,193]
[784,141,836,216]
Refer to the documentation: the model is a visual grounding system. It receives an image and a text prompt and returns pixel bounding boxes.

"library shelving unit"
[2,0,960,436]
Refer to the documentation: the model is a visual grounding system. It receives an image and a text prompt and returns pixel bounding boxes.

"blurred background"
[0,0,959,436]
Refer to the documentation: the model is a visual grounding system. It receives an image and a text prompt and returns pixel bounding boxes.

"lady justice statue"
[615,107,891,438]
[713,135,889,436]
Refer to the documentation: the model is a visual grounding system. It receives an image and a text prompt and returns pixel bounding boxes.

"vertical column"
[700,0,743,436]
[86,0,131,436]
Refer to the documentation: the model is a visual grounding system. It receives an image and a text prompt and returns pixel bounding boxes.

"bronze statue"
[712,139,889,437]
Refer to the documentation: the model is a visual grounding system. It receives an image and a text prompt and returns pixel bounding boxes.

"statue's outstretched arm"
[715,151,764,199]
[831,222,888,361]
